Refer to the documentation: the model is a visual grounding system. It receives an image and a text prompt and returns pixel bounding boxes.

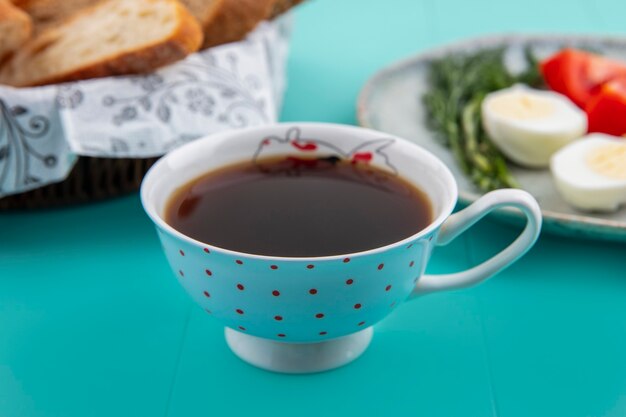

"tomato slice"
[540,48,626,108]
[585,76,626,136]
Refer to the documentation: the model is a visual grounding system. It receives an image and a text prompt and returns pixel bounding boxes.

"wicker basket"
[0,156,159,210]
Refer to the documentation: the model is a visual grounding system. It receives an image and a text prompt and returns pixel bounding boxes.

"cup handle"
[410,189,542,298]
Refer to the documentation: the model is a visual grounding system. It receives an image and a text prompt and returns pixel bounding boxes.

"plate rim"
[356,32,626,237]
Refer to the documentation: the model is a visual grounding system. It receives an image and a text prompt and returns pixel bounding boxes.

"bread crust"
[0,0,203,86]
[179,0,221,26]
[268,0,304,19]
[200,0,275,49]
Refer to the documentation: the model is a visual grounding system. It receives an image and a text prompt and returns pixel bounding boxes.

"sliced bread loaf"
[0,0,32,61]
[0,0,203,86]
[11,0,304,52]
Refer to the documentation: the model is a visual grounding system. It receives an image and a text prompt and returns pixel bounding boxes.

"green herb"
[422,46,543,192]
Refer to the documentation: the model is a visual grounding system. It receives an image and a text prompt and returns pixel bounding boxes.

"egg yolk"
[486,93,556,120]
[586,143,626,179]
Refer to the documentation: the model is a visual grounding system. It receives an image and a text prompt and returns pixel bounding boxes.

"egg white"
[551,133,626,212]
[482,85,587,168]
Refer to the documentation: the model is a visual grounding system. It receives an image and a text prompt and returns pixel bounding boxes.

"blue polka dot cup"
[141,123,542,373]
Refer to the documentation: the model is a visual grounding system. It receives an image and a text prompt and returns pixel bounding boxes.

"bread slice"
[10,0,100,34]
[204,0,277,49]
[16,0,212,36]
[196,0,305,49]
[0,0,203,87]
[0,0,32,61]
[176,0,274,50]
[178,0,220,28]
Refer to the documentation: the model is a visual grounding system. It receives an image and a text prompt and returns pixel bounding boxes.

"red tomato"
[585,76,626,136]
[540,48,626,108]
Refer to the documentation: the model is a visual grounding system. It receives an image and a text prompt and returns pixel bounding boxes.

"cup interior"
[141,123,458,257]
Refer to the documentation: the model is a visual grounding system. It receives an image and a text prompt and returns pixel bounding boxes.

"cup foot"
[224,327,373,374]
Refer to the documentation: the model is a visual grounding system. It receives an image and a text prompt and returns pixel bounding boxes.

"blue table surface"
[3,1,626,416]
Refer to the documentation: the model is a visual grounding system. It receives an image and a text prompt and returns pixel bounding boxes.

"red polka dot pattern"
[169,245,413,341]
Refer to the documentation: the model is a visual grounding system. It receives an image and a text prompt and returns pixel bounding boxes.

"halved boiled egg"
[551,133,626,212]
[482,85,587,168]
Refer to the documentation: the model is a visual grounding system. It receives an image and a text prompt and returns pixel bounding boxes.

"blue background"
[2,1,626,416]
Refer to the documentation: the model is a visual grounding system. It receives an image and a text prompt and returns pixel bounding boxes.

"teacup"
[141,123,541,373]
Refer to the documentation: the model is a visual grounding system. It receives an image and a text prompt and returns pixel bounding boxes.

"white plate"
[358,34,626,243]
